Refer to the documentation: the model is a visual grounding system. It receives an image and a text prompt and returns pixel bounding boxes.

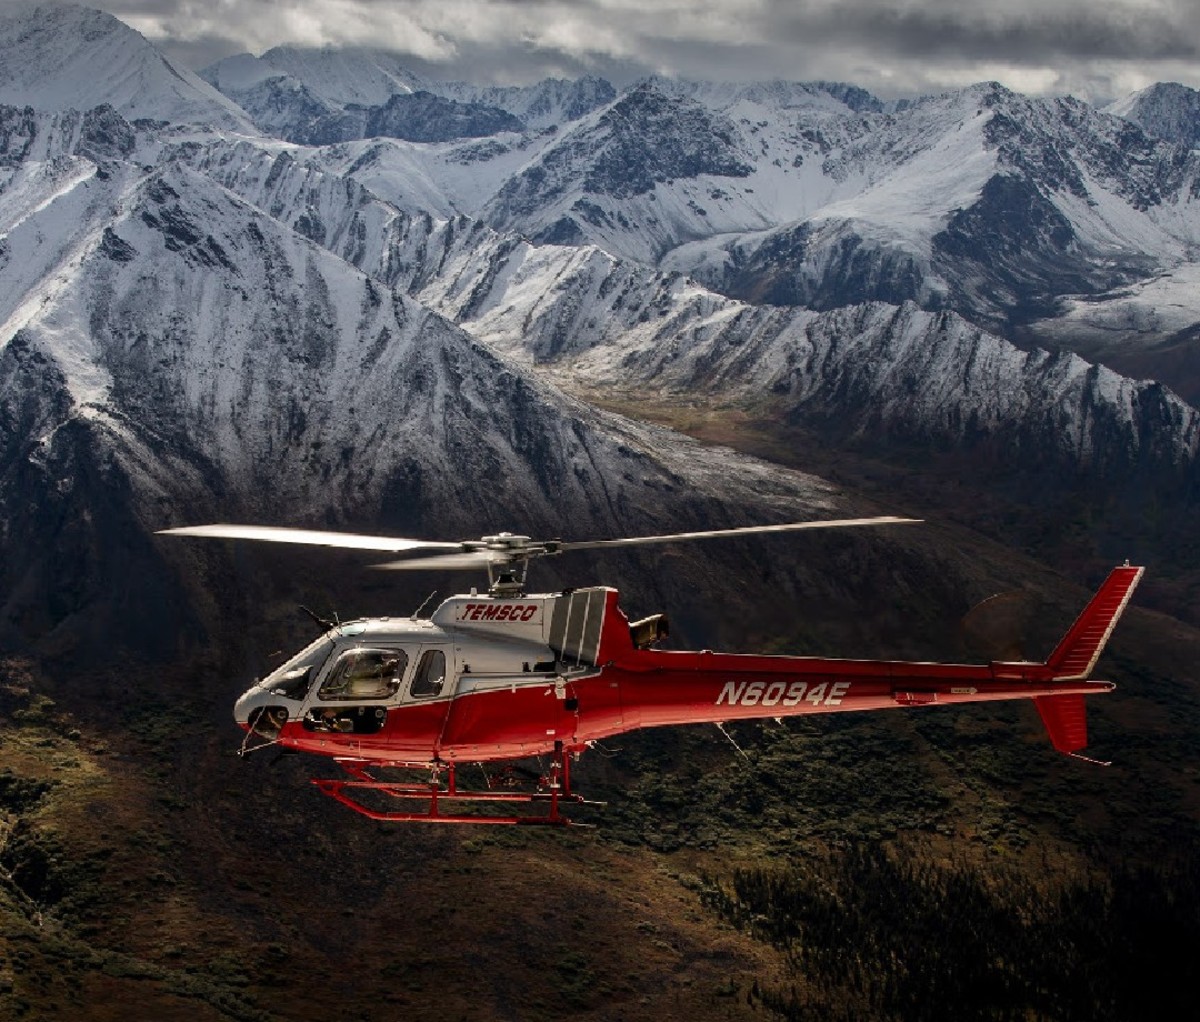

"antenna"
[299,604,337,631]
[411,591,439,620]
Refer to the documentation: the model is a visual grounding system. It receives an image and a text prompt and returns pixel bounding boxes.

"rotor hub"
[480,533,533,549]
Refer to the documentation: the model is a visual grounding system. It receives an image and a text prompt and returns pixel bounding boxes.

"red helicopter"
[160,518,1142,826]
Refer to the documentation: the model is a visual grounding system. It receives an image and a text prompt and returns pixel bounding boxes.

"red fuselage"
[250,568,1142,766]
[274,650,1111,764]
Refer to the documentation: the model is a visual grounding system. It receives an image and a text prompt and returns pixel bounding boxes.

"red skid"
[312,753,602,825]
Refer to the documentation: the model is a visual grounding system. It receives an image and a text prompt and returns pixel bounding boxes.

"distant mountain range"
[194,36,1200,405]
[2,3,1200,655]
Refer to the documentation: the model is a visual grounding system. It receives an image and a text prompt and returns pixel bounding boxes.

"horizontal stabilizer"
[1045,565,1143,680]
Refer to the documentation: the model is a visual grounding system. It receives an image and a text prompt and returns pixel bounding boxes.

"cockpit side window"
[318,648,408,701]
[410,649,447,699]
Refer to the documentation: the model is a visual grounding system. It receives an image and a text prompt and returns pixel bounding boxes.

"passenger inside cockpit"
[318,649,407,700]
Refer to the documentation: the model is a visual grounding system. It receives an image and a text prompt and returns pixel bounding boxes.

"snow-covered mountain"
[198,52,1200,375]
[205,46,424,111]
[477,78,1200,347]
[179,135,1200,493]
[201,47,613,143]
[0,102,856,655]
[9,4,1200,379]
[1107,82,1200,147]
[0,3,253,131]
[4,4,1200,653]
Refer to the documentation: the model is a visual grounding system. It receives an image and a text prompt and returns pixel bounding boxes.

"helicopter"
[160,517,1143,826]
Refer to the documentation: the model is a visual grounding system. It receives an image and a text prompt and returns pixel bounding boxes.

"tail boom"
[600,565,1141,759]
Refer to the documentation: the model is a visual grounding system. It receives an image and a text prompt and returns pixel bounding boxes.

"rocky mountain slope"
[0,102,870,661]
[180,136,1200,506]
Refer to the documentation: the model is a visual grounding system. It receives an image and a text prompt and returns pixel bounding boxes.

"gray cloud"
[791,1,1200,62]
[43,1,1200,101]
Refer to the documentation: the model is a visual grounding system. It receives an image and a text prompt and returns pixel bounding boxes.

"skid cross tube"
[313,747,603,825]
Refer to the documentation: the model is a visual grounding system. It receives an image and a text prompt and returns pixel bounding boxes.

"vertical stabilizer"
[1045,565,1143,680]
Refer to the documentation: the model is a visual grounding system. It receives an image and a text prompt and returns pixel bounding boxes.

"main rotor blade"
[157,524,462,554]
[373,552,499,571]
[559,516,920,552]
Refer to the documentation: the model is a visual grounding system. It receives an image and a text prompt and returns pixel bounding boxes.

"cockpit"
[234,626,455,749]
[259,635,336,700]
[317,648,406,701]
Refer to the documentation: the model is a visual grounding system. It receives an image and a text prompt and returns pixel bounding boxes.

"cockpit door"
[409,647,450,700]
[389,646,455,757]
[299,646,410,736]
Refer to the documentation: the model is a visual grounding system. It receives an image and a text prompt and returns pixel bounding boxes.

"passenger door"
[389,646,454,757]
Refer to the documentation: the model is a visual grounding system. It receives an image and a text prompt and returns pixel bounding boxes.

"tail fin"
[1045,564,1143,680]
[1035,564,1142,761]
[1034,694,1091,754]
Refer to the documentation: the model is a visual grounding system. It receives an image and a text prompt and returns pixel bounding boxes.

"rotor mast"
[480,533,538,596]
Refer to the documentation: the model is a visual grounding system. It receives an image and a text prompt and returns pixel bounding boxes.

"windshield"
[260,635,336,700]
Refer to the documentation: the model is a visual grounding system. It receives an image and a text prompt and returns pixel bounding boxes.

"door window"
[410,650,447,698]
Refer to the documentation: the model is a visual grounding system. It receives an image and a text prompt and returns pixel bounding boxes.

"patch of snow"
[1037,263,1200,345]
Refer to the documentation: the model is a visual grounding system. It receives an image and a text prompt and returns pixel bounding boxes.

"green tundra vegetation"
[3,582,1198,1022]
[701,844,1199,1021]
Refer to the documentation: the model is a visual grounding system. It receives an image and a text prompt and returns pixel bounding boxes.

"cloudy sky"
[57,0,1200,101]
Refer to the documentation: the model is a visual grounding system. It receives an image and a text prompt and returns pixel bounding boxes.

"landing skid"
[312,744,604,826]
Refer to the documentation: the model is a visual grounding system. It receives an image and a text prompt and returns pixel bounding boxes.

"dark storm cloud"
[785,2,1200,63]
[44,1,1200,99]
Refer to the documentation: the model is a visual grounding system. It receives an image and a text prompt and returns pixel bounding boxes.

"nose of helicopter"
[233,683,266,727]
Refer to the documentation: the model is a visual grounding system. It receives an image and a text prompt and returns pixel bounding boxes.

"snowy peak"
[250,45,423,108]
[571,83,754,198]
[483,81,755,255]
[0,3,253,130]
[437,76,616,130]
[1107,82,1200,147]
[198,53,339,139]
[645,76,884,117]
